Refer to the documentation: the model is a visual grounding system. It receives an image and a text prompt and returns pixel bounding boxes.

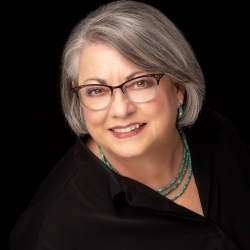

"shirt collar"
[73,136,201,217]
[74,136,122,209]
[184,107,225,217]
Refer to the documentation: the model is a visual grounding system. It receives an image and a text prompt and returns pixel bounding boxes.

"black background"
[7,0,249,246]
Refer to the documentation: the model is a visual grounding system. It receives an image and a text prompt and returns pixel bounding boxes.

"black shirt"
[9,108,250,250]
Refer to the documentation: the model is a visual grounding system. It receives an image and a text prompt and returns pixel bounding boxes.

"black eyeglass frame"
[72,73,165,110]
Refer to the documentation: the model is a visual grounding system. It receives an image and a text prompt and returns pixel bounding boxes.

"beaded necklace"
[98,125,192,201]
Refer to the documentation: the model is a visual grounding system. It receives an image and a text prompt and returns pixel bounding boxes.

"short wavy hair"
[60,0,206,136]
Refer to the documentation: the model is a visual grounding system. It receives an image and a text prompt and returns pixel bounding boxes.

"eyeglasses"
[72,73,165,110]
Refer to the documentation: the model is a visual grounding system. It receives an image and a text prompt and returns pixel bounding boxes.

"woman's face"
[77,43,184,160]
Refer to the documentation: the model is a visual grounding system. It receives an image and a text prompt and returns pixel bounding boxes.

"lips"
[111,123,143,133]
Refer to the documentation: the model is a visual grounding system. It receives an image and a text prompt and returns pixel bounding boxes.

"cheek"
[147,91,179,127]
[140,97,176,125]
[154,90,178,114]
[84,108,108,130]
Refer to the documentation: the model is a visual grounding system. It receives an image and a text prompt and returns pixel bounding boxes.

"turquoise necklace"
[98,125,192,201]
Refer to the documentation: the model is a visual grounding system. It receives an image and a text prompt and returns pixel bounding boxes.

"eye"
[81,85,110,97]
[128,77,156,90]
[87,88,103,96]
[134,80,147,88]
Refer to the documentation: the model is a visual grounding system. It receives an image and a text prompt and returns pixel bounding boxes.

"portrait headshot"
[7,1,249,249]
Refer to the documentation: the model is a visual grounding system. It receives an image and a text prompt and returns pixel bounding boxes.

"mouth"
[111,123,144,133]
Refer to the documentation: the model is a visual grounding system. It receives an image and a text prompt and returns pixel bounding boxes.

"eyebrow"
[81,71,150,85]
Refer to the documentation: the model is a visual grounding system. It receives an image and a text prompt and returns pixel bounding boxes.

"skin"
[77,42,203,216]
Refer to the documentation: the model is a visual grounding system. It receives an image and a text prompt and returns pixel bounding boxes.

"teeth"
[112,124,142,133]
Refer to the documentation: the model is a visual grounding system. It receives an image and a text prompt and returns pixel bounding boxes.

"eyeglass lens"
[78,76,159,110]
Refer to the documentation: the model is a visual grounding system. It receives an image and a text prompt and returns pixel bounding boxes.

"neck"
[91,127,184,190]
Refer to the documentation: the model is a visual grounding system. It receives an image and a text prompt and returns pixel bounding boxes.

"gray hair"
[61,0,206,136]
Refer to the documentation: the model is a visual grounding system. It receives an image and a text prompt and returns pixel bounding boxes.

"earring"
[177,104,184,119]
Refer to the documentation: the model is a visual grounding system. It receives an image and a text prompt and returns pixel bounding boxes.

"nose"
[108,88,136,117]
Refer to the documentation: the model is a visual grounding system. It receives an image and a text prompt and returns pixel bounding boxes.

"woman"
[9,1,250,249]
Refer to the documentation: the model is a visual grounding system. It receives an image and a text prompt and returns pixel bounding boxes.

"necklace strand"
[98,125,192,201]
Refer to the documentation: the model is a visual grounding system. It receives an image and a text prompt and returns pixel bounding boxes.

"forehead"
[78,43,144,79]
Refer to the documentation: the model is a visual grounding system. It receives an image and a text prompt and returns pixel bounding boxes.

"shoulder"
[186,106,249,148]
[9,141,81,250]
[185,106,250,177]
[193,107,233,133]
[29,144,79,206]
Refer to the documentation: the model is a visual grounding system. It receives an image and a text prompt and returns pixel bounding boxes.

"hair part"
[60,0,206,136]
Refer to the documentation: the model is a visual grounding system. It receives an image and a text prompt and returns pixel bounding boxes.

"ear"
[72,81,76,87]
[175,83,185,105]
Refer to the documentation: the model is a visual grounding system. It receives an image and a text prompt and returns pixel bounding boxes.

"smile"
[112,123,143,133]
